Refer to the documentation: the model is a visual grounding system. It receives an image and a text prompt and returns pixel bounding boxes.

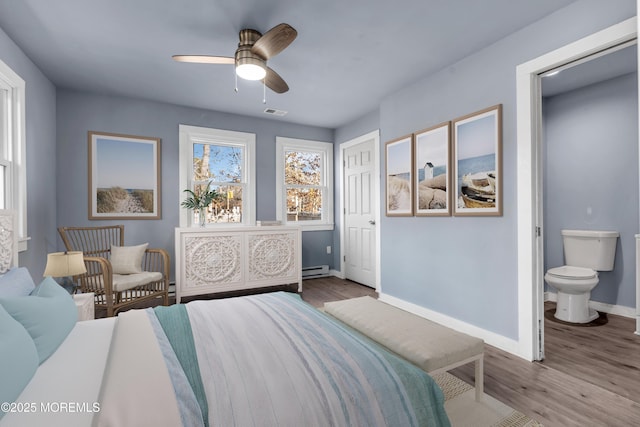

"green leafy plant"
[181,182,219,211]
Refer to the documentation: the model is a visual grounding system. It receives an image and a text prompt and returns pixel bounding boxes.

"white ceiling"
[0,0,578,128]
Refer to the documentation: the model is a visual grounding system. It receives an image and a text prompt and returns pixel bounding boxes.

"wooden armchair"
[58,225,169,317]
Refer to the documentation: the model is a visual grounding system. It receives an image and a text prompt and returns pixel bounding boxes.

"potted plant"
[181,182,219,226]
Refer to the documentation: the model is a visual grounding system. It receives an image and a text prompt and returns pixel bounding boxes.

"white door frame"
[339,130,381,292]
[516,17,637,360]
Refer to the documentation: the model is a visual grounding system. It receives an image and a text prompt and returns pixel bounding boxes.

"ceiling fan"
[173,23,297,94]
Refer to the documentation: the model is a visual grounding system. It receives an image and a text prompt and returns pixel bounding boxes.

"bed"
[0,211,450,427]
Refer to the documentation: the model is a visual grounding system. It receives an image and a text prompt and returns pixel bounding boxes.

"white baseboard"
[544,291,636,318]
[378,292,524,359]
[329,269,345,279]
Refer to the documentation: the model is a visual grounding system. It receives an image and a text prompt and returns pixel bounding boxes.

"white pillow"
[110,243,148,274]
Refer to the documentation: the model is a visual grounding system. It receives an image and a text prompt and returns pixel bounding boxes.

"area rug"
[432,372,543,426]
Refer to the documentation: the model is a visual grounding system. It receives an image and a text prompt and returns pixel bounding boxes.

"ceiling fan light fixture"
[174,23,296,93]
[236,56,266,81]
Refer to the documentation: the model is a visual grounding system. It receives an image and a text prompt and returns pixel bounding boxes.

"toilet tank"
[562,230,619,271]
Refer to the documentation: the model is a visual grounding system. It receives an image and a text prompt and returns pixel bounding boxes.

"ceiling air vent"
[264,108,287,116]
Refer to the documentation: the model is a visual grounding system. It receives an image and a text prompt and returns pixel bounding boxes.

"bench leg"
[474,356,484,402]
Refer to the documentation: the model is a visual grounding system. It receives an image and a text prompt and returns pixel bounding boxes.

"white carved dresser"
[175,226,302,303]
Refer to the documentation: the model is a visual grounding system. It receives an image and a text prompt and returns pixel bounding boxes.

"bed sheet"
[1,318,116,427]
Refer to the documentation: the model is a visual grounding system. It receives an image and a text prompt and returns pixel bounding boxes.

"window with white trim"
[0,60,27,250]
[179,125,256,227]
[276,137,333,231]
[0,81,8,208]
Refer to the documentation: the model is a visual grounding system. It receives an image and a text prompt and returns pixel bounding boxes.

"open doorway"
[538,42,639,400]
[541,41,637,346]
[515,18,637,361]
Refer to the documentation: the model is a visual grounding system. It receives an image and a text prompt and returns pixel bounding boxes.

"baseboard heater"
[301,265,329,279]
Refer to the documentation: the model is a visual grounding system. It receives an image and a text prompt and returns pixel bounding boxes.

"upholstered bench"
[324,296,484,401]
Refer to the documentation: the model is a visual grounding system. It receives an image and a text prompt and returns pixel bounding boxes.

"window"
[0,60,27,251]
[276,137,333,231]
[0,83,8,208]
[179,125,255,227]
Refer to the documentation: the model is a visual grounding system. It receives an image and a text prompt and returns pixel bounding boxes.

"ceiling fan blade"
[172,55,235,65]
[264,67,289,93]
[251,23,297,60]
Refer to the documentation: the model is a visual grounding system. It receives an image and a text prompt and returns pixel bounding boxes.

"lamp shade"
[44,251,87,277]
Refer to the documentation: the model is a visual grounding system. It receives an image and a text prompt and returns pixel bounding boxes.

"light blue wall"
[334,109,380,144]
[55,90,335,276]
[543,72,638,308]
[335,0,636,340]
[0,26,57,280]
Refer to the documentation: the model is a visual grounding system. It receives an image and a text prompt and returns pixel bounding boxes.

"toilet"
[544,230,619,323]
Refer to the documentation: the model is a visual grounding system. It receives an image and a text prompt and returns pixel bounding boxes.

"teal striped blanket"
[148,292,450,427]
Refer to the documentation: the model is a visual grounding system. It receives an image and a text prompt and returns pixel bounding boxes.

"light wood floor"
[301,275,377,307]
[303,277,640,426]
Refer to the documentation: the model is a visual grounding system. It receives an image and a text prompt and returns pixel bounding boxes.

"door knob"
[368,220,376,225]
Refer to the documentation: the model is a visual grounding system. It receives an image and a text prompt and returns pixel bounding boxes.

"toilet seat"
[546,265,597,280]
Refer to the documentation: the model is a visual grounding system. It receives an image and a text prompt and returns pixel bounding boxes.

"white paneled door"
[344,138,376,288]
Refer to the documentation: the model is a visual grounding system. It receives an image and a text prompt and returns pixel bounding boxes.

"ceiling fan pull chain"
[263,80,267,104]
[235,71,238,93]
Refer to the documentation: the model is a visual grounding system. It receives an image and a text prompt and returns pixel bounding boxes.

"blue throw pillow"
[0,267,36,298]
[0,277,77,364]
[0,304,39,418]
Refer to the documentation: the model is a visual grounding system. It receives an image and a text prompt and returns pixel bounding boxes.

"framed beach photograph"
[413,122,451,216]
[385,134,414,216]
[452,104,502,216]
[88,131,161,219]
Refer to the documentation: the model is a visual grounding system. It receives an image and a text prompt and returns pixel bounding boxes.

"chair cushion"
[112,272,163,292]
[111,243,148,274]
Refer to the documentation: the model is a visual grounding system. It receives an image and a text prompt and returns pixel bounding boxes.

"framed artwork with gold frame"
[88,131,161,220]
[414,122,451,216]
[452,105,502,216]
[385,134,414,216]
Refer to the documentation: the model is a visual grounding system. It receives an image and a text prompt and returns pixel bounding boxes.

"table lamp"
[44,251,87,294]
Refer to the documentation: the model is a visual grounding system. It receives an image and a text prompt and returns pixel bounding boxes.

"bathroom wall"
[543,72,639,308]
